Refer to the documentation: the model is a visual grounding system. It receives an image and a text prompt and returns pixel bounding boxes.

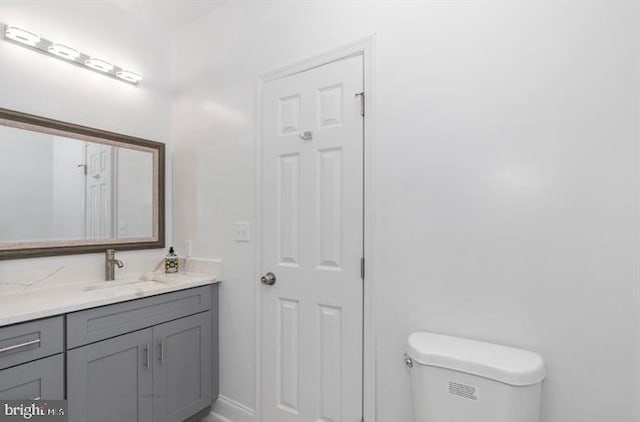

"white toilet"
[406,332,546,422]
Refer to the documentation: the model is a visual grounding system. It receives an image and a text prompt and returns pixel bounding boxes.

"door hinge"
[355,91,365,117]
[361,257,365,279]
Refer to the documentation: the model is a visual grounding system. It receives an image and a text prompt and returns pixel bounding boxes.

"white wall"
[0,1,172,283]
[171,2,639,421]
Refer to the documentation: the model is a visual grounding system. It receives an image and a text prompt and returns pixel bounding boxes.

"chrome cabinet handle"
[30,397,41,401]
[159,339,164,365]
[144,343,150,369]
[260,272,277,286]
[0,339,40,354]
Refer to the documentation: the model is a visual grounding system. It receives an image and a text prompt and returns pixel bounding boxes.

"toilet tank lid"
[407,332,546,386]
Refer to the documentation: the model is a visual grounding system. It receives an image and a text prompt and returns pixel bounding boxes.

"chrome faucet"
[105,249,124,281]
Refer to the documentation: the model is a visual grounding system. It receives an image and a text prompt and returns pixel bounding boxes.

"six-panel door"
[261,54,365,422]
[153,311,212,422]
[67,328,154,422]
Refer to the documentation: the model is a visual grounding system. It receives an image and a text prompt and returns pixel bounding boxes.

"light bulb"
[47,43,80,61]
[84,57,114,73]
[5,26,41,46]
[115,70,143,84]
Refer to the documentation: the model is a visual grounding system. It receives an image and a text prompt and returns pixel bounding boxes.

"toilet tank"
[407,332,545,422]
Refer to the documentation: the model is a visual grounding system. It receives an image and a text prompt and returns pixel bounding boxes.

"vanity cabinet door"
[153,311,212,422]
[67,328,153,422]
[0,354,63,400]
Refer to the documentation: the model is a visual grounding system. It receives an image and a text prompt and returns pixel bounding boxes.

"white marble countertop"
[0,272,221,327]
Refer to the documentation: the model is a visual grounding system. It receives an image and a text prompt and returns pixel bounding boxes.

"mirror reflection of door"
[85,142,114,239]
[0,117,158,250]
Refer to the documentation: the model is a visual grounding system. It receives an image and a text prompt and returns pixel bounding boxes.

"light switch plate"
[235,222,250,242]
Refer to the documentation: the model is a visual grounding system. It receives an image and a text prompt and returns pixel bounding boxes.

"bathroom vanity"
[0,275,220,422]
[0,107,218,421]
[0,106,217,421]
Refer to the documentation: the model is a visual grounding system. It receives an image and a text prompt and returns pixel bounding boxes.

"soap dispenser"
[165,247,179,274]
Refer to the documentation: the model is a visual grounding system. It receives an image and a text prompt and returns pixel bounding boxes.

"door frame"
[254,34,378,422]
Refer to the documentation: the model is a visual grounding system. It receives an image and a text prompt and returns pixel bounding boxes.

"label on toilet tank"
[448,381,478,401]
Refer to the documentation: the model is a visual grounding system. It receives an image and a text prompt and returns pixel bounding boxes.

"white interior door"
[85,142,114,239]
[261,54,364,422]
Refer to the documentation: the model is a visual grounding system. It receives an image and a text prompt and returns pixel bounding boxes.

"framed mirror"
[0,108,165,259]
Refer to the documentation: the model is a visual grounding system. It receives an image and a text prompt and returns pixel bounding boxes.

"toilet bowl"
[406,332,545,422]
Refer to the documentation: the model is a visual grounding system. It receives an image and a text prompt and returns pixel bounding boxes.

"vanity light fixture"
[2,23,143,85]
[47,43,80,60]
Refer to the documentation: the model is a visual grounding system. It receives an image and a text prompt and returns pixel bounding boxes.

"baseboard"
[185,406,211,421]
[209,395,256,422]
[207,412,232,422]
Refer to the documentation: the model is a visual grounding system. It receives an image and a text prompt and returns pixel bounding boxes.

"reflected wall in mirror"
[0,108,164,259]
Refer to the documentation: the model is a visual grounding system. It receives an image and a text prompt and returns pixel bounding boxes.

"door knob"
[261,272,277,286]
[298,131,313,141]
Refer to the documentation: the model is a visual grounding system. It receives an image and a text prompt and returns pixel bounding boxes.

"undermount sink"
[81,271,188,292]
[83,278,163,292]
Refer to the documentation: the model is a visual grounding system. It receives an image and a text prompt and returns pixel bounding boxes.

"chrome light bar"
[3,24,143,85]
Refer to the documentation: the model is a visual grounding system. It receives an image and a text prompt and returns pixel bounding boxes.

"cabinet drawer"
[67,286,212,349]
[0,354,64,400]
[0,316,63,370]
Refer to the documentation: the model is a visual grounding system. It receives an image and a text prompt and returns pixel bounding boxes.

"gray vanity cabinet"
[67,328,154,422]
[153,311,212,422]
[66,285,217,422]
